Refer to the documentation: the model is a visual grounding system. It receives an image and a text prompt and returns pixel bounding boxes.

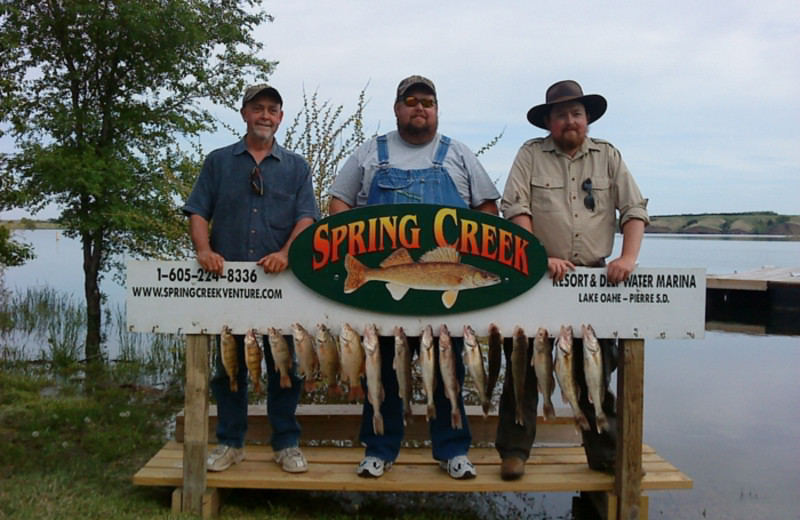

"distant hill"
[646,212,800,236]
[4,212,800,236]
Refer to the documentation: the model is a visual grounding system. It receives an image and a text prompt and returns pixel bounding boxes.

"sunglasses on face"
[250,166,263,196]
[401,96,436,108]
[582,178,595,211]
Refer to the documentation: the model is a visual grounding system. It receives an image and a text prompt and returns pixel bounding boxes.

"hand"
[606,256,637,284]
[196,249,224,275]
[257,251,289,273]
[547,257,575,281]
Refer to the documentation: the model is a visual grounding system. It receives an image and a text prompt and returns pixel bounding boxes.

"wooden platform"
[134,441,692,493]
[175,404,581,445]
[707,266,800,291]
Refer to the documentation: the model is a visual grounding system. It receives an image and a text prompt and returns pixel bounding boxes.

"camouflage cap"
[396,75,437,101]
[242,84,283,108]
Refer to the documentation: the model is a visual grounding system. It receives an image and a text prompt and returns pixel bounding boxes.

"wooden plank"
[616,339,645,520]
[707,267,800,290]
[134,444,692,493]
[181,335,210,515]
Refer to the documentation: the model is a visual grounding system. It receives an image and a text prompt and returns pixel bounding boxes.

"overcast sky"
[3,0,799,219]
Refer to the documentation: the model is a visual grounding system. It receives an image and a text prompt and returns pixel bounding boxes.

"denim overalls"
[359,134,472,463]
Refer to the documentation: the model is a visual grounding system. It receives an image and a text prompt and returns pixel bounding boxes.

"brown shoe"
[500,456,525,481]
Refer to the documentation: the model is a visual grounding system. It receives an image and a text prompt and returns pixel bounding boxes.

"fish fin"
[386,282,410,301]
[379,248,414,267]
[420,246,460,263]
[343,254,367,293]
[441,290,459,309]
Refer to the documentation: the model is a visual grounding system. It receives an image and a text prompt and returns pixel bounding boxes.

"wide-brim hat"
[526,80,607,129]
[242,84,283,108]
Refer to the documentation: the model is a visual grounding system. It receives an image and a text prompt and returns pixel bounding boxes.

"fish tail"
[596,413,610,434]
[253,379,261,394]
[452,408,463,430]
[328,383,342,397]
[280,373,291,389]
[343,254,367,293]
[229,379,238,393]
[426,402,436,422]
[515,404,525,426]
[373,413,384,436]
[481,401,490,418]
[575,410,591,432]
[543,402,556,421]
[304,377,316,393]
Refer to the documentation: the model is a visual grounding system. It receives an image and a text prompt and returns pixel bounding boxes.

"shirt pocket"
[530,174,565,212]
[267,189,296,230]
[589,175,611,213]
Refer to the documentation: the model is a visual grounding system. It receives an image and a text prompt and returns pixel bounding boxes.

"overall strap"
[376,135,390,166]
[432,135,451,167]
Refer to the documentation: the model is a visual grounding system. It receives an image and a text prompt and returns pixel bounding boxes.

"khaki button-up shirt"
[501,136,649,266]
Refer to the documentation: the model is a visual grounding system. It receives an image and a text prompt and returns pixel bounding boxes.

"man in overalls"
[329,75,500,479]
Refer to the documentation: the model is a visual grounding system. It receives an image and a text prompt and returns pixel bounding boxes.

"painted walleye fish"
[343,247,501,309]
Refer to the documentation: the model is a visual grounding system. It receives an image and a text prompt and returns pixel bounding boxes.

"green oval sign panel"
[289,204,547,315]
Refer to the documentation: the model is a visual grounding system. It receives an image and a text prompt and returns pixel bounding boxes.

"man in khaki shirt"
[497,80,649,480]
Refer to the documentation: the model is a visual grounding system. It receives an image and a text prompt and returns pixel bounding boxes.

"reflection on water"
[2,229,800,519]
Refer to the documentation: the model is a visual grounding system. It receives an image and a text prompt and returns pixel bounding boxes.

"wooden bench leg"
[172,488,220,518]
[182,334,210,514]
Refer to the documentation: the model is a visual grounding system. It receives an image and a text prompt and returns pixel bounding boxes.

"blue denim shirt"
[183,138,320,261]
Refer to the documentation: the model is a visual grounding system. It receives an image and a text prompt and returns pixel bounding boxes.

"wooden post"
[181,334,210,514]
[615,339,645,520]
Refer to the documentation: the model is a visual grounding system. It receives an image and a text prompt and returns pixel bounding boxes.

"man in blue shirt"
[183,84,320,473]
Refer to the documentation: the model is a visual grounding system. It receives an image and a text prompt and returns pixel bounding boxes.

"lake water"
[3,229,799,519]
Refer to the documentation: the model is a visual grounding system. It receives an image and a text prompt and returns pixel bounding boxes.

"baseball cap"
[242,84,283,108]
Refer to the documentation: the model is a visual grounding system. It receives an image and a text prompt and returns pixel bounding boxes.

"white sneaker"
[440,455,477,479]
[274,446,308,473]
[357,456,393,478]
[206,445,244,472]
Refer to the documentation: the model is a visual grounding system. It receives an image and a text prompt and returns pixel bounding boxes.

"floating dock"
[706,267,800,334]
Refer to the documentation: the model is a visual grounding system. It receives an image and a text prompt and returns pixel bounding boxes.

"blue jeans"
[359,335,472,462]
[211,333,302,450]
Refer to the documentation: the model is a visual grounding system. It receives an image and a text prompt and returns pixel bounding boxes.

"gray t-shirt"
[330,131,500,208]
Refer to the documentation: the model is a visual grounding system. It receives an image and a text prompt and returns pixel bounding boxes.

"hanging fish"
[420,324,437,422]
[439,324,463,430]
[486,323,502,403]
[292,322,318,393]
[221,325,238,393]
[463,325,490,417]
[554,326,590,432]
[340,322,366,402]
[363,324,384,435]
[511,326,528,426]
[393,326,413,426]
[267,327,293,389]
[582,324,609,433]
[316,324,342,397]
[244,328,263,393]
[532,327,556,421]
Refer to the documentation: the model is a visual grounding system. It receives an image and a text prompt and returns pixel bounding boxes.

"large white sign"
[126,261,705,340]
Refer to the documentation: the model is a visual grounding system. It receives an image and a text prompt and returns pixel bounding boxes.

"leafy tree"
[0,0,275,361]
[0,226,33,267]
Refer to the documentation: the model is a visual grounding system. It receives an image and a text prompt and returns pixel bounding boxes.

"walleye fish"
[339,322,366,401]
[420,324,437,421]
[363,324,385,435]
[532,327,556,421]
[221,326,239,393]
[315,324,342,397]
[582,324,609,433]
[486,323,502,403]
[463,325,490,417]
[244,328,263,393]
[438,324,463,430]
[553,326,590,432]
[511,326,528,426]
[344,247,501,309]
[292,323,318,393]
[393,326,413,426]
[267,327,293,389]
